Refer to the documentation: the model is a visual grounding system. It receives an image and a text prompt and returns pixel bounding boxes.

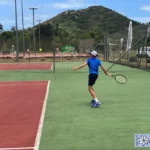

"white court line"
[0,83,47,87]
[34,80,50,150]
[0,147,34,150]
[0,81,48,87]
[50,62,53,70]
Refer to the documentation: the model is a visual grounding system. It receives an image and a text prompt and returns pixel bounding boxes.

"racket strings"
[116,75,127,83]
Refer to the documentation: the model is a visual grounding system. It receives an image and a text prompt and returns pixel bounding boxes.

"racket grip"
[108,73,112,76]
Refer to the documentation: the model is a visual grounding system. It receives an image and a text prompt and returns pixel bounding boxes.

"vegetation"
[0,6,149,52]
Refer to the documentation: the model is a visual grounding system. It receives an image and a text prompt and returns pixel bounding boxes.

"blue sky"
[0,0,150,30]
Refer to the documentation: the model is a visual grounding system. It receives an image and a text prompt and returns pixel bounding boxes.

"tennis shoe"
[98,101,101,105]
[91,101,100,108]
[91,99,95,104]
[91,99,101,105]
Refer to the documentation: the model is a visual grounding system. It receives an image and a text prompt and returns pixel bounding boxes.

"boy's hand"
[105,72,111,77]
[72,66,77,70]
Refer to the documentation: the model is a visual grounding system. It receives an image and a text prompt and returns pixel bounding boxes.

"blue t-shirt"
[86,57,102,74]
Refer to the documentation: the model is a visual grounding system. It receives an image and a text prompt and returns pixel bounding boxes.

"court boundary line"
[0,62,51,65]
[50,62,53,70]
[34,80,50,150]
[0,147,35,150]
[0,83,48,87]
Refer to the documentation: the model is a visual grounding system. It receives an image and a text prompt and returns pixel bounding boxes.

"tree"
[2,31,14,40]
[35,23,54,37]
[0,23,3,33]
[11,26,16,32]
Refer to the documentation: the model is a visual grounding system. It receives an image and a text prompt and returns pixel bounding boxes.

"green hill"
[40,6,148,48]
[48,6,140,33]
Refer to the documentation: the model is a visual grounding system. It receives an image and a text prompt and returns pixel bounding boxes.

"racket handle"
[108,73,112,76]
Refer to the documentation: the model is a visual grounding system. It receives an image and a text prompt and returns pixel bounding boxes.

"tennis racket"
[110,74,127,84]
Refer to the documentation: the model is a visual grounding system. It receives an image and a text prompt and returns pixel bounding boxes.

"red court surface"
[0,52,88,59]
[0,81,50,150]
[0,63,53,70]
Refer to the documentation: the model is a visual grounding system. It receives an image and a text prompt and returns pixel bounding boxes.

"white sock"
[94,98,99,102]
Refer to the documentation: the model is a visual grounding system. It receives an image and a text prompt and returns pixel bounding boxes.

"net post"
[29,51,30,62]
[53,48,55,73]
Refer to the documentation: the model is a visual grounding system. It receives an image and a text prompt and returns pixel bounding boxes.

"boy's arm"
[100,65,111,76]
[72,62,87,70]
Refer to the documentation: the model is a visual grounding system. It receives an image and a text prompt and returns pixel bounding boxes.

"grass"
[0,61,150,150]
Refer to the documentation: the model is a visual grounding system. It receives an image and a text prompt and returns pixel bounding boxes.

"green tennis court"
[0,61,149,150]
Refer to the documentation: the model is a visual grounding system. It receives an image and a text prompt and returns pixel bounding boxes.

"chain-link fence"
[0,36,95,72]
[0,36,55,62]
[2,29,150,72]
[79,38,94,53]
[95,31,150,72]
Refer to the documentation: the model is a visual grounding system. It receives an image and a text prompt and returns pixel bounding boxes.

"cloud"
[1,19,14,25]
[131,17,150,23]
[0,17,14,30]
[44,0,91,9]
[1,13,52,30]
[36,14,50,21]
[19,14,54,29]
[0,0,12,5]
[44,3,82,9]
[68,0,85,4]
[140,6,150,11]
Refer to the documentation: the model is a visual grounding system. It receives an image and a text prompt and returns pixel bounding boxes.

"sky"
[0,0,150,30]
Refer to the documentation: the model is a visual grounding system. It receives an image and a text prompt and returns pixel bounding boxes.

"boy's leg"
[88,75,101,107]
[88,74,99,101]
[88,86,100,103]
[88,86,96,99]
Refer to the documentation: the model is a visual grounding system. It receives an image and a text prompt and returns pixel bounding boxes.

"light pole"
[36,20,42,51]
[21,0,25,57]
[14,0,19,62]
[29,7,37,57]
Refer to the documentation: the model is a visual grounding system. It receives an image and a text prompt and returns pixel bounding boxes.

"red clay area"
[0,52,88,59]
[0,63,52,70]
[0,81,48,149]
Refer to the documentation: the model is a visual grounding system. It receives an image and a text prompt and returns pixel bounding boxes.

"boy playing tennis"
[72,50,110,108]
